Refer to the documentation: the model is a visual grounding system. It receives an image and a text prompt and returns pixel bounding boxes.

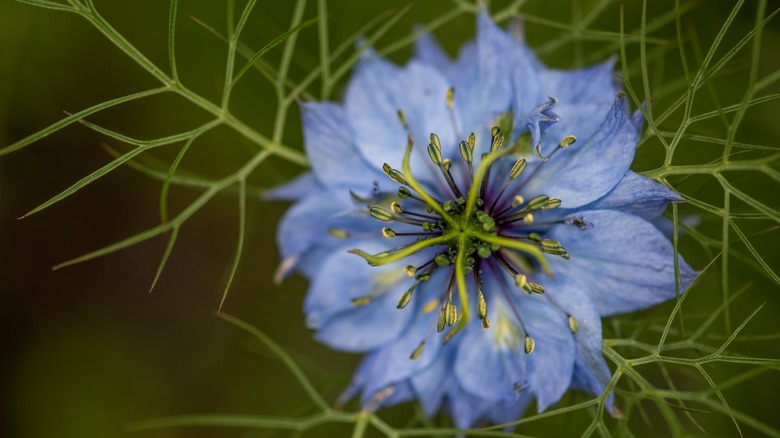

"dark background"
[1,1,779,437]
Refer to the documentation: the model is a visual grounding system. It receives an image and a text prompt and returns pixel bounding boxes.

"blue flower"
[270,10,696,428]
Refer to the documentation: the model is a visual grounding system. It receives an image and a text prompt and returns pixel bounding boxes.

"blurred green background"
[1,0,778,437]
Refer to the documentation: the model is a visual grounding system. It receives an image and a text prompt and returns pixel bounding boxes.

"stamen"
[368,206,425,226]
[541,293,579,334]
[396,284,416,309]
[459,140,474,179]
[399,136,458,227]
[514,134,578,194]
[382,163,408,185]
[479,126,505,202]
[489,158,527,214]
[488,261,535,355]
[410,340,426,360]
[396,109,410,133]
[351,295,373,306]
[524,335,535,354]
[328,228,350,239]
[464,128,521,218]
[398,186,439,206]
[568,315,579,333]
[446,87,460,141]
[441,159,464,198]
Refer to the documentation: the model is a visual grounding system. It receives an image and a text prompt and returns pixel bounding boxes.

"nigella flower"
[270,10,696,428]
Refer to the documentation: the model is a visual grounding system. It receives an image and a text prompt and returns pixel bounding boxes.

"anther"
[523,213,534,224]
[467,132,476,153]
[527,195,549,210]
[396,109,409,131]
[459,140,473,165]
[390,202,403,214]
[351,295,373,306]
[410,340,425,360]
[512,196,524,207]
[490,126,504,151]
[369,206,394,222]
[430,133,442,151]
[542,198,562,210]
[397,187,412,199]
[446,301,458,326]
[515,274,528,290]
[328,228,350,239]
[477,291,487,320]
[567,315,579,333]
[437,306,447,333]
[524,335,535,354]
[427,143,443,166]
[397,287,415,309]
[381,227,396,238]
[560,135,577,148]
[382,163,408,185]
[509,159,527,180]
[404,265,417,276]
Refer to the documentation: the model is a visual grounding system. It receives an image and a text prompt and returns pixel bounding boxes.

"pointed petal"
[540,275,615,410]
[301,102,384,188]
[306,241,418,352]
[460,10,543,141]
[454,321,526,402]
[410,349,452,417]
[446,384,492,429]
[344,53,457,177]
[356,309,446,402]
[567,171,683,219]
[546,209,697,316]
[276,189,376,278]
[517,293,576,411]
[413,28,452,72]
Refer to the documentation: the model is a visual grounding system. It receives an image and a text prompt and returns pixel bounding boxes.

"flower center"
[348,108,585,357]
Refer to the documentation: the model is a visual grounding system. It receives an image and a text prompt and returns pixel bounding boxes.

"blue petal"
[344,53,457,177]
[454,11,542,143]
[453,314,527,402]
[538,57,621,146]
[276,189,376,279]
[413,28,452,73]
[567,171,684,220]
[410,349,452,417]
[485,392,533,427]
[263,172,319,201]
[515,293,576,411]
[356,314,446,403]
[306,240,418,352]
[546,209,697,316]
[446,384,492,429]
[539,275,615,410]
[301,102,385,189]
[519,95,639,209]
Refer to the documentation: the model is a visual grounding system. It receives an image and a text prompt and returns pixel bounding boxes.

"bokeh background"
[1,0,778,437]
